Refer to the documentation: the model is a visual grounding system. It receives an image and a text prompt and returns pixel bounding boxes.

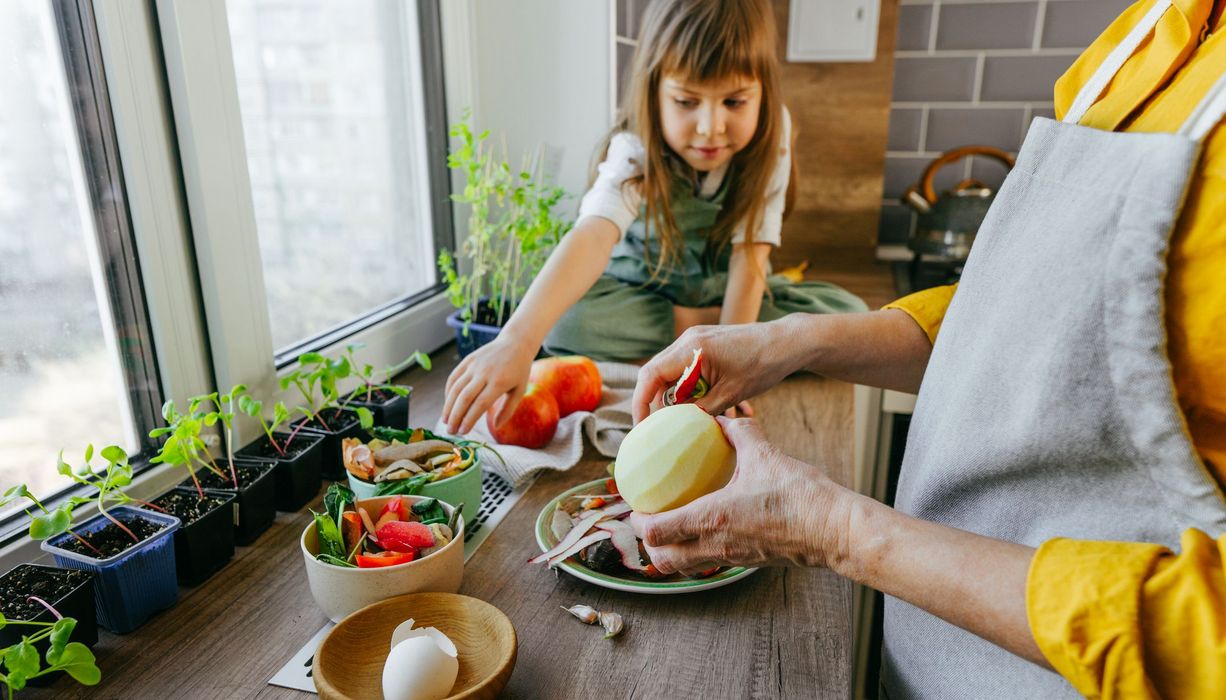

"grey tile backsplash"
[879,0,1130,250]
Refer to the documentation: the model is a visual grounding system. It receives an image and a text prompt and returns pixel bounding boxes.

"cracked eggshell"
[383,634,459,700]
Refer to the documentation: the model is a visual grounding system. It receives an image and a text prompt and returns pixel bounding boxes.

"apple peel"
[663,348,709,406]
[594,520,648,571]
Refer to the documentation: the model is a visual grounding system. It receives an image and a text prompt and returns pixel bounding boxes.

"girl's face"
[658,73,762,173]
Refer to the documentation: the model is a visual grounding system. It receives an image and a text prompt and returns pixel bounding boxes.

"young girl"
[443,0,865,435]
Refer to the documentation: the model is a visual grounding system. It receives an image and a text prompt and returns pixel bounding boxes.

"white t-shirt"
[576,108,792,247]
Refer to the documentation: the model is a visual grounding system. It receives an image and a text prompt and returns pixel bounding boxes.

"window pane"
[226,0,439,352]
[0,3,143,515]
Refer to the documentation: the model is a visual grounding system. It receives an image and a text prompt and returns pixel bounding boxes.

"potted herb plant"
[439,115,572,357]
[0,600,100,695]
[236,396,325,512]
[338,344,432,430]
[284,353,365,480]
[153,389,277,546]
[9,446,181,634]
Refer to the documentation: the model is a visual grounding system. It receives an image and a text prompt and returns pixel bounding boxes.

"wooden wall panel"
[772,0,898,270]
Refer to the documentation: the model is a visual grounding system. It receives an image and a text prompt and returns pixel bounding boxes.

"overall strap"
[1178,68,1226,140]
[1064,0,1173,125]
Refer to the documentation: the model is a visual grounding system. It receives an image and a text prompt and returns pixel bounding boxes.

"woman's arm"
[720,242,773,325]
[442,216,620,434]
[630,416,1049,667]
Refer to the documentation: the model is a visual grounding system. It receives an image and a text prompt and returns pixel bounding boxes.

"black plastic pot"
[146,487,235,586]
[290,408,363,481]
[184,460,277,546]
[348,386,412,431]
[237,431,325,511]
[0,563,97,685]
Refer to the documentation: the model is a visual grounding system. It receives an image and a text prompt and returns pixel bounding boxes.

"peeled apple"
[615,404,735,514]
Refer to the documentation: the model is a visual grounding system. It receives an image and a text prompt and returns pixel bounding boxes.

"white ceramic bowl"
[300,495,465,622]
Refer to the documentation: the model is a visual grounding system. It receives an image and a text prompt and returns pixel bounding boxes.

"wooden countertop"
[30,353,855,699]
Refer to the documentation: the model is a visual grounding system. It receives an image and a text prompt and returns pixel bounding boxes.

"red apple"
[488,383,560,449]
[529,356,602,416]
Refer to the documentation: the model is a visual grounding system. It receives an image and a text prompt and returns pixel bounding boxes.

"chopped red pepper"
[605,478,619,495]
[356,550,416,568]
[377,520,435,553]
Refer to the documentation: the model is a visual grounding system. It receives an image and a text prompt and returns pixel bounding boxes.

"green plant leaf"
[356,407,374,431]
[273,402,289,424]
[238,395,261,416]
[5,639,39,685]
[56,451,72,477]
[298,351,325,365]
[311,511,345,561]
[54,643,100,685]
[30,507,72,540]
[45,618,76,665]
[100,445,126,464]
[83,444,94,463]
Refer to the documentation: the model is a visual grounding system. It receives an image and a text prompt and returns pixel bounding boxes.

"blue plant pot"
[41,506,180,634]
[445,309,503,359]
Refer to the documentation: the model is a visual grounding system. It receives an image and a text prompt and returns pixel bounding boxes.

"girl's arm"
[442,216,620,434]
[719,242,773,325]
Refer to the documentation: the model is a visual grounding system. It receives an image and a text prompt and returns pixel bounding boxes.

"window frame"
[155,0,457,445]
[0,0,209,554]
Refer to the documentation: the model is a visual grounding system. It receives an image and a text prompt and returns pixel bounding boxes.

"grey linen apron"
[544,174,866,361]
[881,2,1226,697]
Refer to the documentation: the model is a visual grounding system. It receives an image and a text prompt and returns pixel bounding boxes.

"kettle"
[901,145,1015,265]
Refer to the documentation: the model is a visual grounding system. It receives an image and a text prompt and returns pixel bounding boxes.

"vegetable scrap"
[533,478,722,582]
[311,484,458,569]
[343,426,487,497]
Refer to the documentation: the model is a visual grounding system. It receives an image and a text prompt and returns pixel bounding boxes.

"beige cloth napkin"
[435,362,640,487]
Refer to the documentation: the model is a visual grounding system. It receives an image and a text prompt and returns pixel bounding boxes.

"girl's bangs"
[655,3,774,85]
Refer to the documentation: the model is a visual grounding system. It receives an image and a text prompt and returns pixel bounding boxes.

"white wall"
[443,0,613,210]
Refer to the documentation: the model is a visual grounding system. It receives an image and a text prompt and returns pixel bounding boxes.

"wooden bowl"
[314,592,516,700]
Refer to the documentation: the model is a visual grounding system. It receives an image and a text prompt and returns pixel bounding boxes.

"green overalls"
[543,176,867,362]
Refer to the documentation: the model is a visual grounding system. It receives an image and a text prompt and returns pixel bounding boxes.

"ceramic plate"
[534,478,757,594]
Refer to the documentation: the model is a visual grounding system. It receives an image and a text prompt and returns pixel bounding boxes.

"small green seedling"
[150,401,231,497]
[237,396,292,456]
[340,343,431,407]
[1,445,148,552]
[0,601,100,697]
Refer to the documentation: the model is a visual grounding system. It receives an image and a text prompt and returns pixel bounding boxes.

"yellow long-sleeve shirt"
[884,1,1226,696]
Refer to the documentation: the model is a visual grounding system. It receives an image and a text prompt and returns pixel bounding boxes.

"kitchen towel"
[435,361,639,487]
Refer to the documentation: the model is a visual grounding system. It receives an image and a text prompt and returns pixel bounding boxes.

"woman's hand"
[633,318,806,422]
[629,416,850,574]
[442,334,537,435]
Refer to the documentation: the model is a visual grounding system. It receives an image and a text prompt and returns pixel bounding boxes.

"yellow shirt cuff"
[1027,536,1186,699]
[882,284,957,345]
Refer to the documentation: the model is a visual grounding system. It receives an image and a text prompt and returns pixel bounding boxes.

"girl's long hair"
[598,0,784,278]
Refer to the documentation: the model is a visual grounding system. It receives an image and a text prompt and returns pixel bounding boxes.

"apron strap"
[1177,69,1226,140]
[1063,0,1173,125]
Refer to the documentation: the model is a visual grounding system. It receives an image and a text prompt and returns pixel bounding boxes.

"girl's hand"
[442,334,537,435]
[633,318,804,422]
[629,416,849,574]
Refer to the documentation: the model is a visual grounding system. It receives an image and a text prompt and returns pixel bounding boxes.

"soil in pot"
[0,564,98,685]
[0,565,93,626]
[238,431,317,461]
[189,461,277,546]
[148,488,235,585]
[56,513,167,559]
[347,387,411,430]
[238,431,325,512]
[291,408,363,480]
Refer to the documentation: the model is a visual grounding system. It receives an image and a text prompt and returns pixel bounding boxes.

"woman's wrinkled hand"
[629,416,850,575]
[442,334,537,435]
[632,319,803,423]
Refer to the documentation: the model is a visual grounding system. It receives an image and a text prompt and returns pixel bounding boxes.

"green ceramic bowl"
[347,458,480,527]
